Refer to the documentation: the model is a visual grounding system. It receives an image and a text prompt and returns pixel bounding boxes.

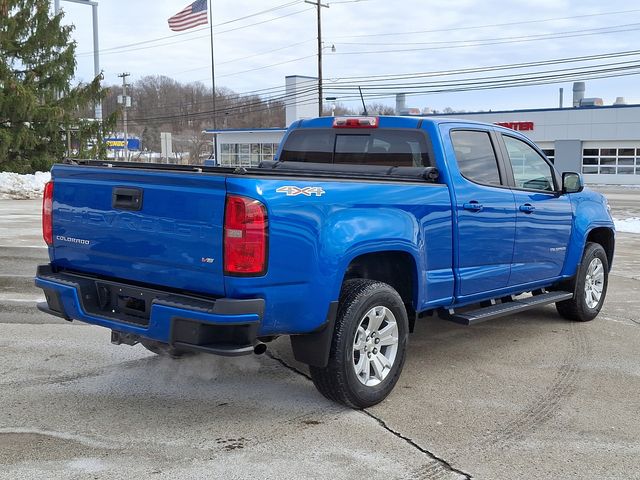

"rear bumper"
[35,265,265,355]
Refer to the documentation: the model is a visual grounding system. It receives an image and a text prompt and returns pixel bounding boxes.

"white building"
[205,128,285,167]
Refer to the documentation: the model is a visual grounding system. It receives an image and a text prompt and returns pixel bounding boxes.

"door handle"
[519,203,535,213]
[463,201,483,212]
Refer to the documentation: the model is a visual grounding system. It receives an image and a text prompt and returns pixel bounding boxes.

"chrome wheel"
[584,257,605,309]
[352,306,399,387]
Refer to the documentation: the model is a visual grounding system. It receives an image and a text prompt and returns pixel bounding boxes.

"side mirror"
[562,172,584,194]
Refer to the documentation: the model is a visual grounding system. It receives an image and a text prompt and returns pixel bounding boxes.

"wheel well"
[343,251,417,330]
[586,227,614,269]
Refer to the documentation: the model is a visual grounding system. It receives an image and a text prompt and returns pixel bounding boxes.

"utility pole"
[117,73,130,161]
[305,0,329,116]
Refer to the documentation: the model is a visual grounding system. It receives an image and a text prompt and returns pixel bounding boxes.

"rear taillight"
[224,195,268,276]
[42,181,54,246]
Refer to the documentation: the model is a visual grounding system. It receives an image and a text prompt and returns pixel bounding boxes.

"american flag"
[168,0,208,32]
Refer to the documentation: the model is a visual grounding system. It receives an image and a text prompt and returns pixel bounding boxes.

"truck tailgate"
[50,165,226,296]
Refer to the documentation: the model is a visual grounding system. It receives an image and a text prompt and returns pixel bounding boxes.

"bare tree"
[186,132,210,165]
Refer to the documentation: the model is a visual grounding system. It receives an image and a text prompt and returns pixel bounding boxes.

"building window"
[582,147,640,175]
[219,143,279,167]
[541,149,555,164]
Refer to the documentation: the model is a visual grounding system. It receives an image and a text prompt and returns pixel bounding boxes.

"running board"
[443,291,574,326]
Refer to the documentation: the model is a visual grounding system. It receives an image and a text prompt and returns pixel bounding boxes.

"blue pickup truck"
[36,116,614,407]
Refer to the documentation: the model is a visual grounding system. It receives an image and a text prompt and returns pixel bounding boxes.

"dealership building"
[205,78,640,185]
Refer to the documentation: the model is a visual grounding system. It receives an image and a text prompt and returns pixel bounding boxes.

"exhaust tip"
[253,342,267,355]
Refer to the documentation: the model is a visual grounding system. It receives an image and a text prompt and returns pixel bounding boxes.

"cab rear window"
[279,129,432,167]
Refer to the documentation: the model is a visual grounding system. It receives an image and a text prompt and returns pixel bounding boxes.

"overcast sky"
[59,0,640,113]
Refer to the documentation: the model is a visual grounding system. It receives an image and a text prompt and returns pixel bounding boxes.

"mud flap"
[290,301,338,368]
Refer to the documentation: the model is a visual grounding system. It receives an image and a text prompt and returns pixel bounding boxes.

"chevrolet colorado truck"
[35,116,615,407]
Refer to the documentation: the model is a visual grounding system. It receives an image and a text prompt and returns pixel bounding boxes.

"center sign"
[494,121,534,131]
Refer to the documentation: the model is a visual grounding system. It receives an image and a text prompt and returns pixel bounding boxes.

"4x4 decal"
[276,186,326,197]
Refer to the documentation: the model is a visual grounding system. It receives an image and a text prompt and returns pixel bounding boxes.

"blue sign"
[105,138,141,150]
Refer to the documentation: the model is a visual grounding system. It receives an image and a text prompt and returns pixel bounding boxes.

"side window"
[279,130,333,163]
[502,135,555,192]
[450,130,502,186]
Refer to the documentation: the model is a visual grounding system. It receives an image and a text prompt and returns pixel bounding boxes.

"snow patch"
[613,217,640,234]
[0,171,50,199]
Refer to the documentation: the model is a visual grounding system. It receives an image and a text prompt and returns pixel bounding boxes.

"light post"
[326,96,337,116]
[54,0,101,121]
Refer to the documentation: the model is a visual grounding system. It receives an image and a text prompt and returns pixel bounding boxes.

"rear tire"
[556,242,608,322]
[140,339,193,359]
[309,279,409,408]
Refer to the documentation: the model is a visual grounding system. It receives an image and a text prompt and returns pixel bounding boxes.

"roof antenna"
[358,86,368,115]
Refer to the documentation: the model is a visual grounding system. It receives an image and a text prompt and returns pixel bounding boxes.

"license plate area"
[93,282,153,326]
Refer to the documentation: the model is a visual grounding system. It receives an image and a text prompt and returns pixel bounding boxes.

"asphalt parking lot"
[1,187,639,480]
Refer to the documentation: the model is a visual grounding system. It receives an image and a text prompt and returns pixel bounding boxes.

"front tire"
[556,242,609,322]
[309,279,409,408]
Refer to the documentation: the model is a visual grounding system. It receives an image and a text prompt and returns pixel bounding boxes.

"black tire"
[556,242,609,322]
[309,279,409,408]
[140,339,193,359]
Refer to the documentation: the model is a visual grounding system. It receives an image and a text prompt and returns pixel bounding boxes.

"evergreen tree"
[0,0,116,173]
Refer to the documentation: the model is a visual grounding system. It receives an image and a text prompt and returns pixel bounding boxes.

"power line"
[336,22,640,47]
[203,54,317,80]
[126,64,640,126]
[323,66,640,101]
[76,5,640,57]
[324,59,640,91]
[321,49,640,83]
[168,39,315,76]
[128,85,319,119]
[330,23,640,56]
[76,0,303,56]
[124,49,640,115]
[127,87,320,124]
[191,23,640,83]
[127,66,640,127]
[76,4,312,58]
[330,8,640,39]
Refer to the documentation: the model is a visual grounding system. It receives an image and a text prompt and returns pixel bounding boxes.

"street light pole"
[54,0,102,121]
[305,0,329,117]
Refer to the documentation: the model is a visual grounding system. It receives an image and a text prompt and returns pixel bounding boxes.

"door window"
[450,130,502,186]
[502,135,555,192]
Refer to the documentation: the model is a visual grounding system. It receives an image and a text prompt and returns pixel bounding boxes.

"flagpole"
[208,0,218,165]
[208,0,216,129]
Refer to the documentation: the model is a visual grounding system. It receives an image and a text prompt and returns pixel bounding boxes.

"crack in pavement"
[265,351,473,480]
[360,410,472,480]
